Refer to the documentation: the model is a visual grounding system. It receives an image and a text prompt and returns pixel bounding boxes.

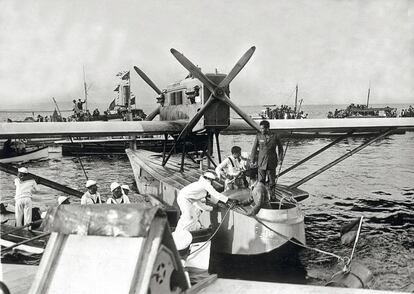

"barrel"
[326,262,373,288]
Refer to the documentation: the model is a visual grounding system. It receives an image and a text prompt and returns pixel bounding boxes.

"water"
[1,105,413,291]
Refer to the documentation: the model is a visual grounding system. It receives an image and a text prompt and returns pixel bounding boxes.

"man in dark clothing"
[77,99,85,111]
[240,169,271,216]
[250,120,283,199]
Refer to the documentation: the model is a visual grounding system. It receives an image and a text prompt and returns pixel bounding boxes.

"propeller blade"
[133,66,162,95]
[145,106,161,121]
[177,94,215,139]
[217,93,260,132]
[170,48,217,94]
[218,46,256,88]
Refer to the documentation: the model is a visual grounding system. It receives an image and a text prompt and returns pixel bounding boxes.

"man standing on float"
[250,120,284,200]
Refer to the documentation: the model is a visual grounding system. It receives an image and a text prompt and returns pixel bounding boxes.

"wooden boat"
[126,149,308,276]
[0,146,48,163]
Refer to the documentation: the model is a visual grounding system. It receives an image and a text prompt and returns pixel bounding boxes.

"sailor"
[240,169,271,216]
[80,180,102,204]
[175,171,236,232]
[106,182,130,204]
[121,184,130,196]
[250,120,284,200]
[14,167,38,227]
[215,146,247,191]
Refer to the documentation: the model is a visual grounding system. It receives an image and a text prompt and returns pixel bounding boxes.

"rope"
[188,203,234,257]
[349,216,364,265]
[252,215,345,262]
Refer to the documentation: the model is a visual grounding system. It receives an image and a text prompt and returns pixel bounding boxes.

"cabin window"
[170,92,176,105]
[176,91,183,105]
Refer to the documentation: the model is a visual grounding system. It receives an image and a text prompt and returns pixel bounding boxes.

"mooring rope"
[252,215,345,262]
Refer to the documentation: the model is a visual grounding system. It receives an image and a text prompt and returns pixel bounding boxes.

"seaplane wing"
[225,117,414,134]
[0,120,188,139]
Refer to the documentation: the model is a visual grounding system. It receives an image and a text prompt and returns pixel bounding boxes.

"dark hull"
[209,239,306,283]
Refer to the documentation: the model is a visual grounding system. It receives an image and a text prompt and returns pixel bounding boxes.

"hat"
[17,167,28,174]
[241,152,250,159]
[203,171,216,180]
[57,196,69,205]
[85,180,97,188]
[172,230,192,251]
[121,184,130,191]
[110,182,121,192]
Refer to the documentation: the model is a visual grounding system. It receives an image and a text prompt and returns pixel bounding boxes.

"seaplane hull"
[0,146,48,163]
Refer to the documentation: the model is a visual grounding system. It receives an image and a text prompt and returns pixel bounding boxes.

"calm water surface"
[0,105,413,291]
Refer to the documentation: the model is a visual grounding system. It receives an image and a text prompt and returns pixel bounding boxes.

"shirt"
[250,132,283,170]
[14,178,37,200]
[179,176,228,203]
[215,155,244,179]
[106,195,130,204]
[81,191,102,205]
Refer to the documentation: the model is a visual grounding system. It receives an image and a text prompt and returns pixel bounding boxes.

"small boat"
[0,146,49,163]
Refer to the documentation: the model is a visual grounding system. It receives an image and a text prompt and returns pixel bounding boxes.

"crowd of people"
[260,105,307,119]
[328,104,398,118]
[400,105,414,117]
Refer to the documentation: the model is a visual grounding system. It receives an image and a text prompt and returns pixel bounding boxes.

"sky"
[0,0,413,110]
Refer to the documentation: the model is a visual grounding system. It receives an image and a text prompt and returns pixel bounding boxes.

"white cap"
[57,196,69,205]
[172,230,192,251]
[121,184,130,191]
[203,171,216,180]
[110,182,120,192]
[17,167,28,174]
[85,180,97,188]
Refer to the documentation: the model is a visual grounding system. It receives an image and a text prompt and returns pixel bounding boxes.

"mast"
[83,65,88,111]
[366,87,370,107]
[294,84,298,117]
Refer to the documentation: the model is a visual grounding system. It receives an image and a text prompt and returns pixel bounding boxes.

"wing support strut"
[279,131,354,177]
[289,128,395,188]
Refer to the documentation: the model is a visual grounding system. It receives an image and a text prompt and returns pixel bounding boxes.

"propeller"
[170,46,261,140]
[133,66,164,121]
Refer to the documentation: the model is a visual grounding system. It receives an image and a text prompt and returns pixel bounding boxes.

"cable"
[188,204,234,257]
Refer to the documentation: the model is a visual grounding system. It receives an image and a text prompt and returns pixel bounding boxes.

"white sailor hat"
[57,196,69,205]
[110,182,121,192]
[172,230,192,251]
[203,171,216,180]
[121,184,130,191]
[85,180,97,188]
[17,167,29,174]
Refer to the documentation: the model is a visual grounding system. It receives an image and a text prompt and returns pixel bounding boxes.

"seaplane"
[1,46,414,293]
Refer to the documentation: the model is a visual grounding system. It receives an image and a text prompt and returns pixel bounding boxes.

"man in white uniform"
[81,180,102,204]
[175,171,237,232]
[14,167,37,227]
[106,182,130,204]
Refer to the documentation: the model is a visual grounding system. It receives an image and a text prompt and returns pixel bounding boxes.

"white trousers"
[175,194,202,232]
[15,197,32,227]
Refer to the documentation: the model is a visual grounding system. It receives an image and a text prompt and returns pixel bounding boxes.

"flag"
[340,217,363,246]
[108,99,115,110]
[114,85,120,92]
[121,71,130,80]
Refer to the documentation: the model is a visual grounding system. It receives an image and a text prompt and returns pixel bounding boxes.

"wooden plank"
[2,264,38,294]
[199,278,404,294]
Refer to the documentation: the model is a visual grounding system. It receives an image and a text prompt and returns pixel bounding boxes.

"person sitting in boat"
[92,108,100,117]
[239,169,272,216]
[81,180,102,204]
[175,171,237,232]
[215,146,247,191]
[121,184,130,196]
[14,167,38,227]
[2,138,14,156]
[106,182,130,204]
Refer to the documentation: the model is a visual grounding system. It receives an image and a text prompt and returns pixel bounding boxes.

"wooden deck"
[127,149,308,201]
[1,263,38,294]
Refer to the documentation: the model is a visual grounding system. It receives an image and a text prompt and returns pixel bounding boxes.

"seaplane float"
[1,47,414,292]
